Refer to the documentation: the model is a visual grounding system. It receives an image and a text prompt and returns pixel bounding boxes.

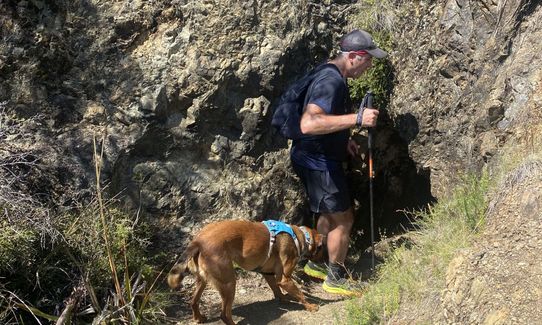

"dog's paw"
[305,303,319,312]
[276,293,292,303]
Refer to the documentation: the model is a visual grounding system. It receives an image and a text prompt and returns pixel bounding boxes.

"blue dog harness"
[261,220,312,261]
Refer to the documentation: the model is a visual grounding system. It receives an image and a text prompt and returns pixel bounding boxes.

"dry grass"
[487,123,542,216]
[0,107,168,323]
[0,103,56,241]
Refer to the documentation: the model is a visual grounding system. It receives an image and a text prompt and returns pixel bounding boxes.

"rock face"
[2,0,540,239]
[2,0,541,261]
[0,0,350,231]
[390,0,542,198]
[384,0,542,322]
[1,0,437,248]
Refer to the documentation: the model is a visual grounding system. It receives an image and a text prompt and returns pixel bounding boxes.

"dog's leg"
[191,276,207,323]
[204,255,237,325]
[278,275,318,312]
[215,280,236,325]
[263,274,289,302]
[277,260,319,312]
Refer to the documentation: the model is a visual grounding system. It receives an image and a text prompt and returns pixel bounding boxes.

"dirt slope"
[439,160,542,324]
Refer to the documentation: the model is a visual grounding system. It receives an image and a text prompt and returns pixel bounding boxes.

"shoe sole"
[303,264,327,280]
[322,282,359,296]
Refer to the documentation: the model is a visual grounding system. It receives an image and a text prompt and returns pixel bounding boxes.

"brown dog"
[168,219,324,325]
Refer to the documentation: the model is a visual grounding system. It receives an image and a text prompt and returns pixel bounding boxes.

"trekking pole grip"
[366,91,374,109]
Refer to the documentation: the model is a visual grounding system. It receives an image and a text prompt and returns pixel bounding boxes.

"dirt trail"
[169,257,375,325]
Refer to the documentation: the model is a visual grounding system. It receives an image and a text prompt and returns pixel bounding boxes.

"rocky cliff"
[1,0,436,249]
[2,0,542,322]
[1,0,353,239]
[391,0,541,197]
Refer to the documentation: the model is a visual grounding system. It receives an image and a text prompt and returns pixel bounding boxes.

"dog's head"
[301,226,325,262]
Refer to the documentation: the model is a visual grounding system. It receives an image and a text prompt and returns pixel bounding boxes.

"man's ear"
[347,52,357,63]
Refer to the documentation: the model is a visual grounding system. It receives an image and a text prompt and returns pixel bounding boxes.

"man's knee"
[330,209,354,229]
[341,210,354,229]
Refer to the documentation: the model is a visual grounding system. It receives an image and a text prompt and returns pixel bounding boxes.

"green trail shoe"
[322,277,368,296]
[303,261,328,280]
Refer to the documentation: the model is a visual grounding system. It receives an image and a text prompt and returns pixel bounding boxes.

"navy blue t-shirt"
[290,64,352,171]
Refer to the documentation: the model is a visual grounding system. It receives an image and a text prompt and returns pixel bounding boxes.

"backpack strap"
[271,63,341,140]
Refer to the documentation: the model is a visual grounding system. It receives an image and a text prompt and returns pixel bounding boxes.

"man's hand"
[347,138,359,157]
[361,108,379,128]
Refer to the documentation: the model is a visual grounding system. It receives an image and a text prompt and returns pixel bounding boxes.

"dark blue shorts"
[292,162,351,214]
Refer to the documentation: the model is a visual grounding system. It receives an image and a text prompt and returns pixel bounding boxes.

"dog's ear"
[310,232,325,262]
[315,233,324,247]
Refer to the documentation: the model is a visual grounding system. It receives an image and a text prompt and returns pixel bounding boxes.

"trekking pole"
[366,91,376,270]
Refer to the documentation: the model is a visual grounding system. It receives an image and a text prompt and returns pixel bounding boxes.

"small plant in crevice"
[348,0,396,109]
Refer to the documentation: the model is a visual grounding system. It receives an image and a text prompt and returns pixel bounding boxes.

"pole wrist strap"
[356,107,365,127]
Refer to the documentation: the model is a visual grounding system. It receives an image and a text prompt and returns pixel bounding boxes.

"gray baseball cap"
[339,29,388,59]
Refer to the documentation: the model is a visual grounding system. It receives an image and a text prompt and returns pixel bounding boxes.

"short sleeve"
[306,74,345,114]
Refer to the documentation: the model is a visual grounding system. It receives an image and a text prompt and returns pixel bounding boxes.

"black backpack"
[271,63,339,139]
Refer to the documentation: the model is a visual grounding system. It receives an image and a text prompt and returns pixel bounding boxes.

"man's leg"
[295,162,356,287]
[319,208,364,296]
[318,208,354,265]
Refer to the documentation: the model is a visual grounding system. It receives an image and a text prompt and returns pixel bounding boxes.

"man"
[292,29,387,295]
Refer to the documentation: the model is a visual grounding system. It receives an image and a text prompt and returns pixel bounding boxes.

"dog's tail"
[167,242,200,289]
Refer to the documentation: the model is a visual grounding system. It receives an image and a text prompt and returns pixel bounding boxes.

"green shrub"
[0,203,158,323]
[61,206,152,289]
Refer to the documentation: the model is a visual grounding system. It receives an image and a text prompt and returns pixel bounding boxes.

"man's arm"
[300,103,379,135]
